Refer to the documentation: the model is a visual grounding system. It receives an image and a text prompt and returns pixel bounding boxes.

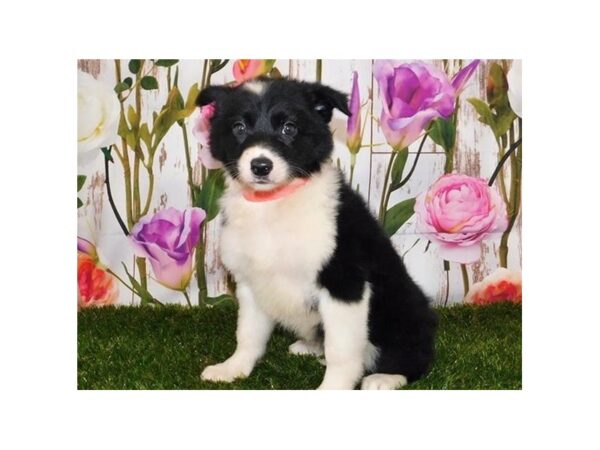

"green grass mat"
[78,302,521,390]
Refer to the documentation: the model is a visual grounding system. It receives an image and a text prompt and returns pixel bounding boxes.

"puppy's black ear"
[306,84,350,123]
[195,85,230,108]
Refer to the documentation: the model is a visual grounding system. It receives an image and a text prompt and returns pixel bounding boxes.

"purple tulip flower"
[374,60,480,150]
[77,236,97,260]
[130,207,206,290]
[346,71,362,154]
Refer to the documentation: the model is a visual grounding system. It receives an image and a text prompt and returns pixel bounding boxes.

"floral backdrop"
[77,59,522,309]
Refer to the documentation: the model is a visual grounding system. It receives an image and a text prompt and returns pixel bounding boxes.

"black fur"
[197,78,437,384]
[318,182,437,381]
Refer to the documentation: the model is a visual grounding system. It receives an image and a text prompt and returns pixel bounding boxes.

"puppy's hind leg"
[201,283,273,383]
[361,373,408,390]
[288,339,324,357]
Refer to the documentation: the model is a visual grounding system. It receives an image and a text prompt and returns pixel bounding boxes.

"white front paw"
[201,362,247,383]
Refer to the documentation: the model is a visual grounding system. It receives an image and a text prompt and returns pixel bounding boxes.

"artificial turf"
[78,302,521,390]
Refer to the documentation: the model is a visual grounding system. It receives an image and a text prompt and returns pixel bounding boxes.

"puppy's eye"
[232,121,247,136]
[282,121,297,137]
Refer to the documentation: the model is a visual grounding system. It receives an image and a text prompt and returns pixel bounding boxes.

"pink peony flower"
[374,60,480,150]
[129,207,206,290]
[190,103,223,169]
[415,173,508,263]
[346,71,362,154]
[465,268,522,305]
[232,59,275,84]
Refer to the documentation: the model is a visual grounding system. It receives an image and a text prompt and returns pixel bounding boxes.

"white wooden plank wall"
[77,59,521,306]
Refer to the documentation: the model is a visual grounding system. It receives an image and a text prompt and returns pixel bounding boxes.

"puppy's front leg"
[201,283,273,383]
[317,285,370,390]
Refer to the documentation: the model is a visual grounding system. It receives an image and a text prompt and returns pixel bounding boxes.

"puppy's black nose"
[250,157,273,177]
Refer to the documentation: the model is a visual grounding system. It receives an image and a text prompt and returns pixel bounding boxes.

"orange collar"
[242,178,309,202]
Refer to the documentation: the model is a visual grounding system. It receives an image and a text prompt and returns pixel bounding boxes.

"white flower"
[507,60,522,118]
[77,70,120,166]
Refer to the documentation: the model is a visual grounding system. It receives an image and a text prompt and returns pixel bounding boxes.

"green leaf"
[127,105,139,129]
[139,123,152,150]
[428,117,456,152]
[117,111,129,140]
[114,77,134,95]
[77,175,86,192]
[173,66,180,87]
[209,59,229,74]
[193,169,225,222]
[184,83,200,110]
[494,108,517,138]
[467,97,516,139]
[269,67,283,79]
[77,198,83,208]
[121,262,157,306]
[151,86,183,149]
[125,129,137,150]
[155,59,179,67]
[173,83,201,123]
[141,76,159,90]
[114,81,129,94]
[390,148,409,185]
[467,98,495,128]
[128,59,141,74]
[383,197,416,237]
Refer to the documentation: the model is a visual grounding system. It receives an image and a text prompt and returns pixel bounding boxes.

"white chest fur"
[219,166,340,337]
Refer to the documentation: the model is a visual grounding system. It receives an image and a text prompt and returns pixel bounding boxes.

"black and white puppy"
[197,78,437,390]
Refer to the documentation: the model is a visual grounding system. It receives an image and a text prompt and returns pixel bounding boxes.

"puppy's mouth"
[248,176,279,191]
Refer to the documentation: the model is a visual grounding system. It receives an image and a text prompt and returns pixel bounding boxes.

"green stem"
[106,268,137,295]
[140,163,155,217]
[496,137,510,205]
[378,151,397,222]
[488,139,522,187]
[201,60,209,89]
[132,61,147,289]
[135,257,147,291]
[460,263,470,297]
[114,60,134,228]
[499,119,522,267]
[444,148,454,174]
[443,260,450,307]
[348,153,356,186]
[103,147,129,236]
[391,134,428,191]
[444,107,460,174]
[195,223,208,307]
[316,59,322,82]
[132,63,143,221]
[182,122,195,204]
[182,290,192,308]
[379,133,428,223]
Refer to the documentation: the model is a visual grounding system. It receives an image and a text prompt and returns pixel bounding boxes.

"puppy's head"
[196,78,349,191]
